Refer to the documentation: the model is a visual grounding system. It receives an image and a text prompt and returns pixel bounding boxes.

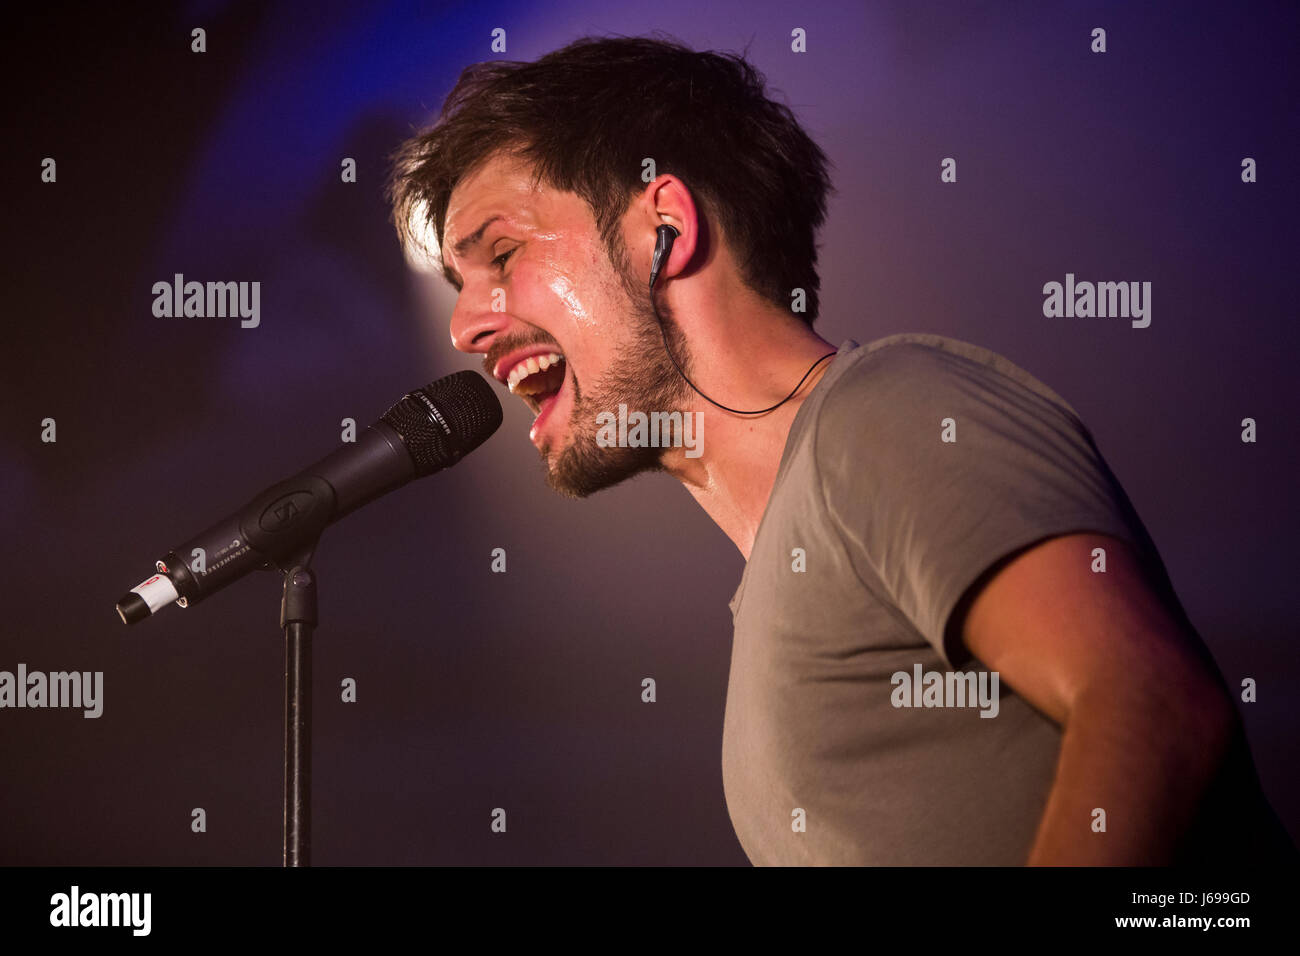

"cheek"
[529,246,628,372]
[543,267,627,359]
[546,272,594,325]
[544,239,617,328]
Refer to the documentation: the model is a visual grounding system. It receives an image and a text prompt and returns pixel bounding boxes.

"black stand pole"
[280,561,317,867]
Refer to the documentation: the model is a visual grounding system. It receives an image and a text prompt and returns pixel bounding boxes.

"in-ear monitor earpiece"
[649,224,679,291]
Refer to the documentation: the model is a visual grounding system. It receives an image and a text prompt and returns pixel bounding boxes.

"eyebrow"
[452,215,504,257]
[441,215,504,291]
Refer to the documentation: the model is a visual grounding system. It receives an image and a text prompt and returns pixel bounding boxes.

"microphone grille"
[381,370,503,476]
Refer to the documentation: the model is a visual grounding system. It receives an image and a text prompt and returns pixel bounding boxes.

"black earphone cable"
[649,293,836,415]
[647,223,835,415]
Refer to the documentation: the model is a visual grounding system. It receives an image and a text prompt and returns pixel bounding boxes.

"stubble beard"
[541,235,693,499]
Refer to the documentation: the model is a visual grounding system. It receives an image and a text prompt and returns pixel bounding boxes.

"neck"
[659,307,837,560]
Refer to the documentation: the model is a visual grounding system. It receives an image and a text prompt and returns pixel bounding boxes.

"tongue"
[531,389,562,444]
[536,387,560,417]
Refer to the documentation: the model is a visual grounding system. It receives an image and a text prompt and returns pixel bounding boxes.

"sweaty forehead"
[443,155,546,252]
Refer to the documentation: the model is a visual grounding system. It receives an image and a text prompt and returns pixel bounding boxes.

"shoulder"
[809,333,1108,508]
[823,333,1080,418]
[815,333,1088,447]
[806,335,1143,666]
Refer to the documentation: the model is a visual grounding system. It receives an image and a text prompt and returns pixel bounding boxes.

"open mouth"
[506,351,566,417]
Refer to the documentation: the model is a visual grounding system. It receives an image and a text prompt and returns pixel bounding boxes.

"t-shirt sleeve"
[814,342,1145,668]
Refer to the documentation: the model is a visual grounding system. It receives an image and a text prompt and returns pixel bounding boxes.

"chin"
[540,429,663,499]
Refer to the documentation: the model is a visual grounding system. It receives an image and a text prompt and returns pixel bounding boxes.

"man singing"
[386,35,1292,865]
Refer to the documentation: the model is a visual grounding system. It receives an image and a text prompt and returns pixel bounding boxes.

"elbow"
[1164,668,1240,770]
[1075,660,1239,770]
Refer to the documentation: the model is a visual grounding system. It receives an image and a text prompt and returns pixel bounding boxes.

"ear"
[637,173,699,283]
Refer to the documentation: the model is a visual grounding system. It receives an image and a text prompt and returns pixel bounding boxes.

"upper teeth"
[507,352,563,392]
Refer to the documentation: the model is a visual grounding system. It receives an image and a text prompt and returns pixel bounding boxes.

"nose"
[449,285,508,355]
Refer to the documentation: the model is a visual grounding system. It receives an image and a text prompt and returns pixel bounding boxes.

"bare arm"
[958,532,1238,864]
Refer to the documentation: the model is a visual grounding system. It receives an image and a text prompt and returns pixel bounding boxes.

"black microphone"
[116,370,502,625]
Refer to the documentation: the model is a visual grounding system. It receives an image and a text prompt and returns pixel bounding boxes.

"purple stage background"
[3,0,1296,864]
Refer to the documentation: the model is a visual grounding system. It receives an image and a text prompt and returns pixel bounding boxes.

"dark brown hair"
[387,33,834,323]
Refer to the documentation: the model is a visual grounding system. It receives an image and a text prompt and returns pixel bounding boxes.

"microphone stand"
[277,544,318,867]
